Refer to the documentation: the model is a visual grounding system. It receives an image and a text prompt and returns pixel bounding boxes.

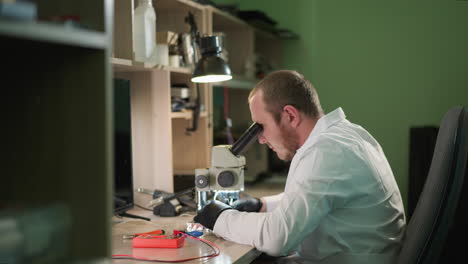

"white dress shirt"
[213,107,406,264]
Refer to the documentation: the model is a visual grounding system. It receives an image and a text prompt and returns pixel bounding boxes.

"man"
[194,70,406,263]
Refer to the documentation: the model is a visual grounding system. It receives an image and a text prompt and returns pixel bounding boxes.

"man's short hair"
[249,70,324,123]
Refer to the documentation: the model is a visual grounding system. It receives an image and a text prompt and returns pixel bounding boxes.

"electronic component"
[132,230,185,248]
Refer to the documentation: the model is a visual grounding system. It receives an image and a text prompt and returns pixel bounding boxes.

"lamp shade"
[191,35,232,83]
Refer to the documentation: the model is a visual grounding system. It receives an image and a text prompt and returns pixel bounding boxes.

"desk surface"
[112,208,261,264]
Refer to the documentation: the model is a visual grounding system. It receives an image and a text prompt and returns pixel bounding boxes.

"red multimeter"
[132,230,185,248]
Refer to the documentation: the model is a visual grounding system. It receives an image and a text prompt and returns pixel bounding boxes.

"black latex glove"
[231,197,263,212]
[193,200,234,230]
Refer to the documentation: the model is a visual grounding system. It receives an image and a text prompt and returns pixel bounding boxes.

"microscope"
[195,122,263,211]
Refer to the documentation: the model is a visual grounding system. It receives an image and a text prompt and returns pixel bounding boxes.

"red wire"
[112,231,220,263]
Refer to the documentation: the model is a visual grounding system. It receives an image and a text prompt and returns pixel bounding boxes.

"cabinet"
[112,0,288,204]
[113,0,211,207]
[1,0,113,261]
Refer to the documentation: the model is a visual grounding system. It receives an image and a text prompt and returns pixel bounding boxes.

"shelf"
[254,27,278,40]
[208,6,251,30]
[111,57,192,74]
[0,21,108,49]
[171,110,208,119]
[208,6,285,40]
[158,0,205,11]
[163,65,192,74]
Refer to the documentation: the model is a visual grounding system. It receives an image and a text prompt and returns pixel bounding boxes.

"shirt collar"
[296,107,347,154]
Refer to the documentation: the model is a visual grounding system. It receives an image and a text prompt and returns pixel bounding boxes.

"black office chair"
[397,106,468,264]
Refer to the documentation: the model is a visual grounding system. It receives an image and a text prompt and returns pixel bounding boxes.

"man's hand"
[231,197,263,212]
[193,200,234,230]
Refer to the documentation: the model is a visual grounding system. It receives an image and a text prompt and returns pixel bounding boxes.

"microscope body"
[195,145,245,211]
[195,122,263,211]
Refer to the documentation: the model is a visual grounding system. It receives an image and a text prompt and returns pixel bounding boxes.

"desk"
[112,208,261,263]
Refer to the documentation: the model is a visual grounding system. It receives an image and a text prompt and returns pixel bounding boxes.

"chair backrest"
[397,106,468,264]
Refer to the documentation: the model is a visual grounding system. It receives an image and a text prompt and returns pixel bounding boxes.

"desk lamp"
[185,13,232,132]
[191,35,232,83]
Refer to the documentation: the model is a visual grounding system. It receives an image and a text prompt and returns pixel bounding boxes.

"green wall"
[214,0,468,211]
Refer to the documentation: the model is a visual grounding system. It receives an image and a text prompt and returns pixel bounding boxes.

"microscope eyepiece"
[230,122,263,156]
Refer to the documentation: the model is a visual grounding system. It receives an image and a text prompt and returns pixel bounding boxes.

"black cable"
[135,204,153,211]
[187,234,218,255]
[186,84,201,132]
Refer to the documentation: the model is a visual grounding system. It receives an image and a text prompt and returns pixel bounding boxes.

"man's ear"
[282,105,301,128]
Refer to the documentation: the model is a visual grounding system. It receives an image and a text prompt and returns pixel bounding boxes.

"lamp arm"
[185,12,202,132]
[186,84,201,133]
[185,12,200,63]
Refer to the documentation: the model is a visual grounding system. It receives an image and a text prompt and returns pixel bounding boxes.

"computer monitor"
[113,79,150,221]
[113,79,134,214]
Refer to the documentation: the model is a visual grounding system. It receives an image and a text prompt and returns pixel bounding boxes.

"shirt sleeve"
[263,193,284,212]
[213,142,342,256]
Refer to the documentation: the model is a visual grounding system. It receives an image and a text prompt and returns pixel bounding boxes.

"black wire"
[186,84,201,132]
[184,232,219,256]
[135,204,153,211]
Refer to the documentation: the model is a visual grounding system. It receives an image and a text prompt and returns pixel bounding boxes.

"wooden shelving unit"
[0,21,108,49]
[111,57,192,74]
[171,110,208,119]
[1,0,113,262]
[113,0,212,205]
[112,0,291,199]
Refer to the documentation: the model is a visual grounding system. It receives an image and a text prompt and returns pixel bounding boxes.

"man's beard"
[276,123,299,161]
